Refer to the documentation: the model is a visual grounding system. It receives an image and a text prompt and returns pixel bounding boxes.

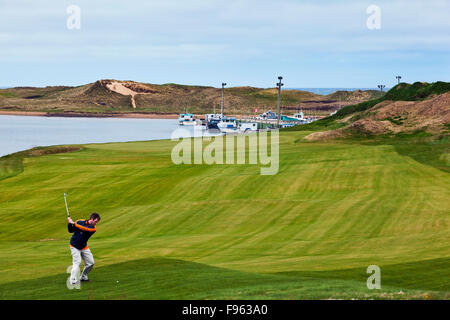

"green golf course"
[0,129,448,299]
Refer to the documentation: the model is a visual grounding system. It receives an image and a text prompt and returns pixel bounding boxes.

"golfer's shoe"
[80,275,89,282]
[70,279,79,285]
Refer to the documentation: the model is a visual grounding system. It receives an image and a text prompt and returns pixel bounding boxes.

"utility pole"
[221,82,226,117]
[276,76,284,128]
[378,84,385,93]
[396,75,402,84]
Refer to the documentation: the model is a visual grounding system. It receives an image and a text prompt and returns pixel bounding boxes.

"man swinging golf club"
[65,194,101,284]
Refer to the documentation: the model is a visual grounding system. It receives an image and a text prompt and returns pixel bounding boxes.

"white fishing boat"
[217,117,238,133]
[205,114,222,122]
[178,113,196,126]
[258,110,277,120]
[289,112,308,124]
[293,112,304,120]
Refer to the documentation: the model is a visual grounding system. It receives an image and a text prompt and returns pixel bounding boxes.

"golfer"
[68,213,101,284]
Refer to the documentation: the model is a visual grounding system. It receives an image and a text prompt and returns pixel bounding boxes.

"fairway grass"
[0,131,448,299]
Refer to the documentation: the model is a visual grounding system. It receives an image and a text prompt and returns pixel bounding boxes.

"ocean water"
[286,88,379,95]
[0,115,216,157]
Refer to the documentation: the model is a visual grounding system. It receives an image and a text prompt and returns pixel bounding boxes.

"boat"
[293,112,304,120]
[281,115,300,122]
[287,112,308,124]
[207,118,221,130]
[205,114,222,122]
[205,114,223,130]
[238,122,258,132]
[217,117,238,133]
[178,113,196,126]
[258,110,277,121]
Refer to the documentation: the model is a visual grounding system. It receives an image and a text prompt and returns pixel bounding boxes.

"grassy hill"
[0,130,448,299]
[0,80,380,116]
[326,89,381,102]
[284,81,450,138]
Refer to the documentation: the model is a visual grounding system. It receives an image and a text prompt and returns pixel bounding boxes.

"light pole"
[396,76,402,84]
[276,76,284,128]
[378,84,385,93]
[221,82,226,117]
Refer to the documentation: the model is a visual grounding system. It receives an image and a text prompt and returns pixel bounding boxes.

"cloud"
[0,0,448,86]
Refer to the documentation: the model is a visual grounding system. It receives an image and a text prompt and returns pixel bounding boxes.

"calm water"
[0,115,214,157]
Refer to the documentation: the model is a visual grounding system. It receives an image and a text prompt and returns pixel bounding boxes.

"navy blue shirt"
[68,220,96,250]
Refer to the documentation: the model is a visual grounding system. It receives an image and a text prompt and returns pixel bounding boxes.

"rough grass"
[0,132,448,299]
[1,257,444,300]
[383,81,450,101]
[285,81,450,132]
[0,146,82,181]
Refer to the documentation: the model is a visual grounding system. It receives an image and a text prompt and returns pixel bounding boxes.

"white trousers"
[70,247,95,282]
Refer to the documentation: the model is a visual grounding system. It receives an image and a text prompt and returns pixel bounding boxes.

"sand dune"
[305,92,450,140]
[106,81,138,108]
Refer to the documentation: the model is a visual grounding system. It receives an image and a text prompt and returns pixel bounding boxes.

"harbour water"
[0,115,213,157]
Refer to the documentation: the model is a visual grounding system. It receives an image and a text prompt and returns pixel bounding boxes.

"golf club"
[64,193,71,218]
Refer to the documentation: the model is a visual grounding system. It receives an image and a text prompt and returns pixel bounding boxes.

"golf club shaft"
[64,193,70,218]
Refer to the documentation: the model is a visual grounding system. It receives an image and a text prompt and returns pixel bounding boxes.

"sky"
[0,0,449,88]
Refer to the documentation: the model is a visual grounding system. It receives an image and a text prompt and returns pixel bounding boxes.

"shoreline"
[0,111,180,119]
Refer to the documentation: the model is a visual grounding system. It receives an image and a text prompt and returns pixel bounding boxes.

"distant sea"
[286,88,379,95]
